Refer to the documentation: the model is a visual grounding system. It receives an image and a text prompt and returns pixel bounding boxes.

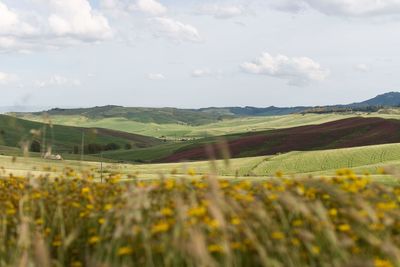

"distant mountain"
[348,92,400,107]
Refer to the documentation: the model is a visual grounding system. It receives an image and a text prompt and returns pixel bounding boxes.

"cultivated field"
[16,111,400,139]
[2,143,400,183]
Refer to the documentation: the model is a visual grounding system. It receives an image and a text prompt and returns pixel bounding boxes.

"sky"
[0,0,400,109]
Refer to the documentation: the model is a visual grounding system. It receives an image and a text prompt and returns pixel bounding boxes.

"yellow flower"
[52,240,62,247]
[231,217,241,225]
[117,246,134,256]
[151,222,170,234]
[98,218,105,225]
[208,244,223,253]
[338,224,351,232]
[161,208,174,216]
[81,187,90,194]
[311,246,320,255]
[292,219,303,227]
[104,204,113,211]
[88,236,100,245]
[187,168,196,176]
[187,206,207,217]
[291,238,300,246]
[374,258,393,267]
[329,208,338,217]
[275,171,284,178]
[271,231,285,240]
[35,218,44,225]
[164,180,175,190]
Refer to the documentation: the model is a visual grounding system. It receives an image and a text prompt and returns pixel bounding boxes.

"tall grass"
[0,169,399,267]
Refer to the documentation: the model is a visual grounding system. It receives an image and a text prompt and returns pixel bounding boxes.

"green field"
[0,114,161,155]
[17,112,400,140]
[2,143,400,185]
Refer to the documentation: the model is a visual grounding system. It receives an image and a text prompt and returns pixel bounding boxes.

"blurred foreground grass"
[1,165,400,267]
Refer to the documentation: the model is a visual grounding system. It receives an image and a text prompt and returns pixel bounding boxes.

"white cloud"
[48,0,112,40]
[0,0,112,52]
[35,75,81,88]
[0,1,37,36]
[0,71,17,84]
[354,63,369,72]
[191,68,223,78]
[241,53,329,86]
[130,0,167,16]
[147,73,165,80]
[192,68,212,78]
[151,17,201,42]
[273,0,400,17]
[197,4,244,19]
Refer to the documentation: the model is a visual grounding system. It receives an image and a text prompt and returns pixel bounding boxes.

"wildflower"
[291,238,300,246]
[329,208,338,217]
[187,168,196,176]
[311,246,320,255]
[52,240,62,247]
[98,218,105,225]
[164,180,175,190]
[117,246,134,256]
[374,258,393,267]
[161,207,174,216]
[81,187,90,194]
[292,219,303,227]
[208,244,223,253]
[231,217,241,225]
[338,224,351,232]
[151,222,170,234]
[187,206,207,217]
[88,236,101,245]
[35,218,44,225]
[271,231,285,240]
[104,204,113,211]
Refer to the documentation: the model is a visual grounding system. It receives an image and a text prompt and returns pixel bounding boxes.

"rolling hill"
[10,92,400,127]
[0,114,162,155]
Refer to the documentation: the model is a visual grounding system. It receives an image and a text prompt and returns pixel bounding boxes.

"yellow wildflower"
[151,222,170,234]
[117,246,134,256]
[88,236,100,245]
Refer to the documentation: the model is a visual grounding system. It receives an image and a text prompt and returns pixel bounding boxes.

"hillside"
[0,115,161,155]
[24,106,236,125]
[350,92,400,107]
[10,92,400,126]
[99,117,400,163]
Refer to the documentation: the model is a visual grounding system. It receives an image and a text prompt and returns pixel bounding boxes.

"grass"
[1,167,400,266]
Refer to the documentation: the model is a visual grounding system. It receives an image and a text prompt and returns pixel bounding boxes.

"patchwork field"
[15,111,400,139]
[97,117,400,163]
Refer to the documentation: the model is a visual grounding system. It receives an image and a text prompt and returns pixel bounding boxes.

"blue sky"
[0,0,400,108]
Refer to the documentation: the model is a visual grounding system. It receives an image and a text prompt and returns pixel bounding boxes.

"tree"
[125,143,133,150]
[104,143,120,151]
[30,140,41,152]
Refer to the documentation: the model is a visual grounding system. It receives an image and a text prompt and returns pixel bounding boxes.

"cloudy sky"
[0,0,400,109]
